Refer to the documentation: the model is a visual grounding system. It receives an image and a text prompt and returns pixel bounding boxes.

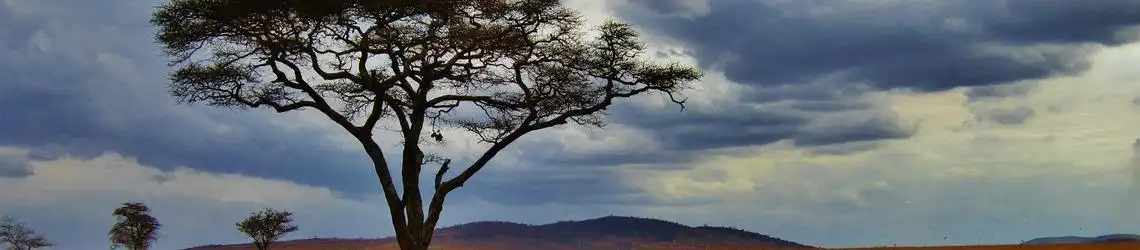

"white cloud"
[526,124,660,157]
[0,145,638,249]
[0,146,395,249]
[615,42,1140,246]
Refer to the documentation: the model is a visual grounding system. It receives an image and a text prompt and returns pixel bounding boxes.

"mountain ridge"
[1022,234,1140,244]
[184,215,814,250]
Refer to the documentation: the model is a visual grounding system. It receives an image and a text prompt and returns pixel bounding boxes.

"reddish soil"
[189,241,1140,250]
[842,242,1140,250]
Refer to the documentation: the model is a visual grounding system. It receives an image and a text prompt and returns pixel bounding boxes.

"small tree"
[236,208,299,250]
[109,202,161,250]
[150,1,702,250]
[0,216,54,250]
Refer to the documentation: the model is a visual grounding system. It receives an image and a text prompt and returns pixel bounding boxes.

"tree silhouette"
[0,216,53,250]
[237,208,299,250]
[109,202,161,250]
[149,1,701,249]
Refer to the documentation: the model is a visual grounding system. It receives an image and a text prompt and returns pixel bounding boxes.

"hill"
[183,215,814,250]
[1022,234,1140,244]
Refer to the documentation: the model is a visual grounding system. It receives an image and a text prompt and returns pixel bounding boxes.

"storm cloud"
[0,0,380,198]
[565,0,1140,163]
[972,106,1037,125]
[617,0,1140,90]
[469,0,1140,204]
[0,153,31,178]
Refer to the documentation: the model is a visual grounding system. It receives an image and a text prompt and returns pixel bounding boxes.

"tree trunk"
[395,236,429,250]
[393,193,447,250]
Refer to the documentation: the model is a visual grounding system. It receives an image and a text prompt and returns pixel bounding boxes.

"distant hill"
[437,215,811,247]
[184,215,814,250]
[183,238,389,250]
[1022,234,1140,244]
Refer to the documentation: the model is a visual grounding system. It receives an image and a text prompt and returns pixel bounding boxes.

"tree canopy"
[151,1,701,249]
[0,216,54,250]
[237,208,299,250]
[109,202,161,250]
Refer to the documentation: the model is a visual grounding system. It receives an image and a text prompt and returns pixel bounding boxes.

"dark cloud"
[616,0,1140,91]
[602,85,911,156]
[0,154,31,178]
[965,82,1038,102]
[464,168,649,206]
[610,103,804,151]
[481,102,910,206]
[532,150,692,170]
[976,0,1140,46]
[0,1,379,198]
[972,106,1037,125]
[793,110,917,146]
[513,84,913,170]
[625,0,696,16]
[446,84,912,204]
[805,141,884,156]
[566,0,1140,168]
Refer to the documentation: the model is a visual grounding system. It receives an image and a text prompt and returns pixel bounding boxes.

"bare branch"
[432,159,451,191]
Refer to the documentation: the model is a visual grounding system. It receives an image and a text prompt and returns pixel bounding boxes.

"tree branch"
[433,159,451,191]
[265,56,414,244]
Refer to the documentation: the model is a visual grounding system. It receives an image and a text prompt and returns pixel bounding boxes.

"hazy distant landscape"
[183,216,1140,250]
[185,216,811,250]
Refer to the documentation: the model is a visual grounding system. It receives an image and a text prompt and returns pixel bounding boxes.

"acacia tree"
[150,1,701,250]
[236,208,299,250]
[0,216,54,250]
[109,202,161,250]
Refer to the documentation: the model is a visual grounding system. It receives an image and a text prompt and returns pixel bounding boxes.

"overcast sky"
[5,0,1140,249]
